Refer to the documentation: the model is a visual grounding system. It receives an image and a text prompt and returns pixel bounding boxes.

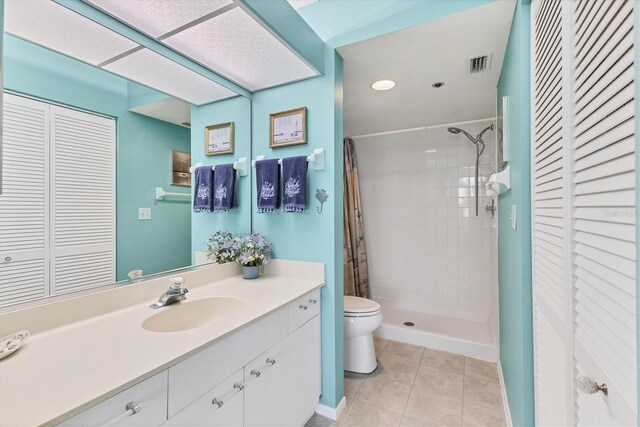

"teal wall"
[116,113,191,280]
[251,46,344,407]
[496,1,534,426]
[4,35,192,281]
[190,96,252,258]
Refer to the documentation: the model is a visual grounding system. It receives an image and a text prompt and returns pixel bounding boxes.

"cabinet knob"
[299,304,308,310]
[4,257,11,262]
[309,299,317,305]
[577,376,608,396]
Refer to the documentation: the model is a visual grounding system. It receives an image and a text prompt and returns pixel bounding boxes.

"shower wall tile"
[355,122,497,322]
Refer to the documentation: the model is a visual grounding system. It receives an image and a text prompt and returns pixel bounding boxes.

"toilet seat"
[344,296,381,318]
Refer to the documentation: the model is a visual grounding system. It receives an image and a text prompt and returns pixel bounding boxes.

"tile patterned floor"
[306,337,507,427]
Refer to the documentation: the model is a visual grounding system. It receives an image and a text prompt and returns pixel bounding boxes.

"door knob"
[577,376,608,396]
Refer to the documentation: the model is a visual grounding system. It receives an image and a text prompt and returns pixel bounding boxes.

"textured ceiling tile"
[86,0,233,38]
[104,48,237,105]
[5,0,138,66]
[163,7,318,91]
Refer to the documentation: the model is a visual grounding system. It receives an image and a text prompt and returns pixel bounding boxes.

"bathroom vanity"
[0,260,324,426]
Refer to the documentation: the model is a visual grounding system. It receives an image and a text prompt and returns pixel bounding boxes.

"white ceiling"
[130,97,192,128]
[86,0,319,92]
[5,0,320,105]
[338,0,516,136]
[4,0,138,66]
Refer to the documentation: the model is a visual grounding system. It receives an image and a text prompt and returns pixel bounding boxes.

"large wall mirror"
[0,0,252,307]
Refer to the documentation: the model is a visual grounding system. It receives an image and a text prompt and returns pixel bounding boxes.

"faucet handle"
[169,276,184,289]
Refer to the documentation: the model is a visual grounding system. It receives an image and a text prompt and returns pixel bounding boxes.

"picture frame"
[497,96,509,169]
[205,122,234,156]
[269,107,307,148]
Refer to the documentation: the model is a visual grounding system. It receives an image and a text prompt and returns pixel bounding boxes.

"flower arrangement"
[237,233,273,267]
[205,230,239,264]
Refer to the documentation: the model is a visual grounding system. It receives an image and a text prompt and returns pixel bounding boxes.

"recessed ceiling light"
[432,82,445,88]
[371,80,396,91]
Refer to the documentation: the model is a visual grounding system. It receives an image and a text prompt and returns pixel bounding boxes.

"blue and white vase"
[242,266,259,280]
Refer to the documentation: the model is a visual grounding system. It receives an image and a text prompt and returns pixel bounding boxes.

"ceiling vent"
[466,53,493,74]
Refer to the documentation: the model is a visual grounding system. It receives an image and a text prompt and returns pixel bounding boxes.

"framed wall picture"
[269,107,307,148]
[205,122,234,156]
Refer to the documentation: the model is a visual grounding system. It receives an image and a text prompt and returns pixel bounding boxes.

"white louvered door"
[0,94,115,304]
[50,105,115,295]
[572,0,636,424]
[0,93,50,305]
[531,0,574,424]
[532,0,637,425]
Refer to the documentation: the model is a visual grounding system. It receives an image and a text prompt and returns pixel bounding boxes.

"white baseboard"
[315,396,347,421]
[497,360,513,427]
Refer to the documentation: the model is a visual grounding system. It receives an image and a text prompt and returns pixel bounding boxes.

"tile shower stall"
[354,120,498,360]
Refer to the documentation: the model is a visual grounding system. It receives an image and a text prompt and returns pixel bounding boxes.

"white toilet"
[344,296,383,373]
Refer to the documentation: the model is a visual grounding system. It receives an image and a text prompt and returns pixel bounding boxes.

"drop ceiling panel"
[103,48,237,105]
[163,7,318,91]
[4,0,138,66]
[86,0,233,38]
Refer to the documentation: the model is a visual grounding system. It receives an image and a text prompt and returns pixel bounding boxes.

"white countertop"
[0,262,324,426]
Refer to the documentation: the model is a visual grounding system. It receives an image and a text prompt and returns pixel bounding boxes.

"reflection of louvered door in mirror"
[0,94,50,305]
[0,93,115,305]
[531,0,637,425]
[50,105,115,296]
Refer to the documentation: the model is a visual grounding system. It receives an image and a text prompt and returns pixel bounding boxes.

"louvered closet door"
[531,0,575,425]
[0,94,50,305]
[572,0,636,424]
[50,106,115,295]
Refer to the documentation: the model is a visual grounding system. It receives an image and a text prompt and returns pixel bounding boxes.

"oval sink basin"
[142,297,245,333]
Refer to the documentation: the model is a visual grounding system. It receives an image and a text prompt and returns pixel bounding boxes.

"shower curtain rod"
[349,116,496,140]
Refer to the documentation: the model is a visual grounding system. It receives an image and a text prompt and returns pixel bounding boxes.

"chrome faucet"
[149,277,189,309]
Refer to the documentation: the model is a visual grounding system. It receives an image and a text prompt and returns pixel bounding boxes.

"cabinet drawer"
[168,307,287,417]
[163,369,244,427]
[58,371,168,427]
[288,288,320,333]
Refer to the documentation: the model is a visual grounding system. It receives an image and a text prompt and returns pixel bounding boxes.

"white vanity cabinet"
[55,288,321,427]
[162,369,245,427]
[244,315,321,427]
[58,371,168,427]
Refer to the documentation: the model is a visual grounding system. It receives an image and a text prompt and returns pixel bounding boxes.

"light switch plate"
[138,208,151,220]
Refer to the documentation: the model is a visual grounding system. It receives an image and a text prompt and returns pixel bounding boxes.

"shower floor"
[374,305,498,361]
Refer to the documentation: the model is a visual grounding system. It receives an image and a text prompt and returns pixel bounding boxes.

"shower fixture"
[447,124,494,216]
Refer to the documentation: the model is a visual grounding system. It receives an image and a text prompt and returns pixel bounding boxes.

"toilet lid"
[344,296,381,314]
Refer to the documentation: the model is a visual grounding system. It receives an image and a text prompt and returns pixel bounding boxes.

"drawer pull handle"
[212,382,245,409]
[299,304,308,310]
[4,257,11,262]
[251,358,276,378]
[309,298,317,305]
[101,401,143,427]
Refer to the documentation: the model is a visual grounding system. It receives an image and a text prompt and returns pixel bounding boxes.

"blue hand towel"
[282,156,308,213]
[256,159,280,213]
[213,164,236,213]
[193,166,213,213]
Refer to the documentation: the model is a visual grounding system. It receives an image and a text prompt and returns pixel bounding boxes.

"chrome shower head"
[447,126,476,144]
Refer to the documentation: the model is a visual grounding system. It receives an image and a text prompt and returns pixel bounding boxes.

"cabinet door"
[244,315,320,427]
[163,369,243,427]
[57,371,168,427]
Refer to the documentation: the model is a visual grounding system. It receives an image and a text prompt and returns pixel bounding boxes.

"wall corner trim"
[315,396,347,421]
